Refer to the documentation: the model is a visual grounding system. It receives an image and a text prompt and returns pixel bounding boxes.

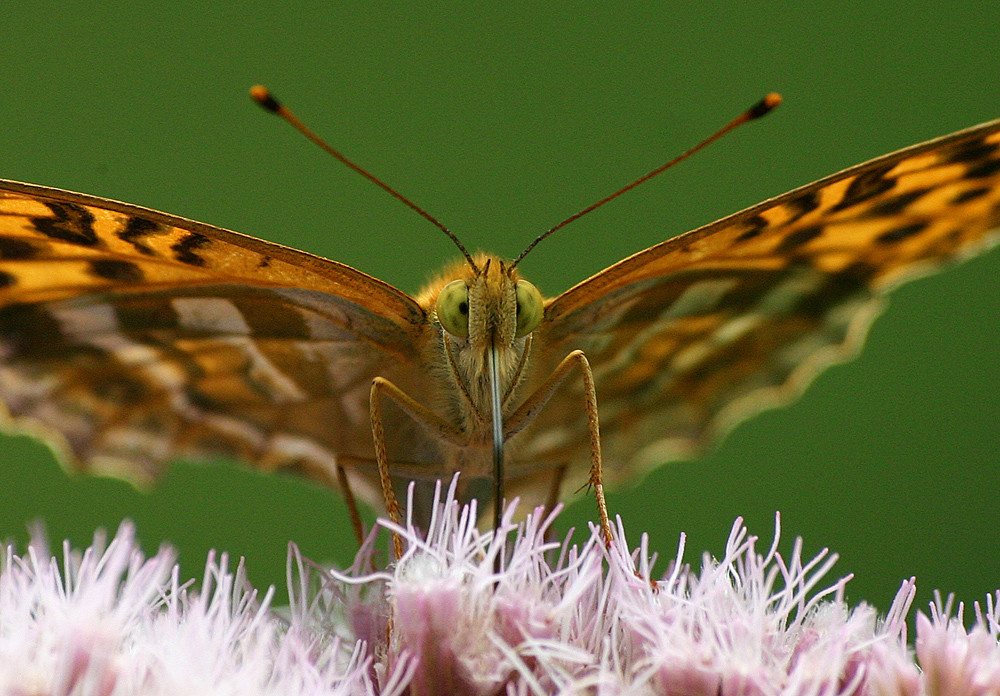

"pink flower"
[914,592,1000,696]
[1,478,998,694]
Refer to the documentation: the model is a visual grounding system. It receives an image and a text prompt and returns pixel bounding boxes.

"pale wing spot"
[711,314,763,345]
[263,433,339,471]
[519,426,574,459]
[218,337,307,403]
[85,332,142,356]
[295,305,359,341]
[50,302,120,338]
[197,411,266,449]
[15,317,197,425]
[754,268,826,315]
[99,426,173,461]
[123,349,189,396]
[778,331,842,369]
[708,270,823,347]
[670,340,713,374]
[295,342,372,391]
[668,272,849,390]
[0,366,61,410]
[659,278,739,320]
[711,298,888,442]
[83,337,189,394]
[823,293,877,332]
[632,436,699,476]
[775,296,872,369]
[32,401,96,450]
[596,278,739,378]
[171,297,252,335]
[340,382,373,425]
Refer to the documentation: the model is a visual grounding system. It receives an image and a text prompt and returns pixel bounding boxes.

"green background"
[1,4,998,616]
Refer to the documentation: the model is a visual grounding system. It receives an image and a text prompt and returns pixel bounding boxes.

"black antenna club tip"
[250,85,281,113]
[748,92,782,120]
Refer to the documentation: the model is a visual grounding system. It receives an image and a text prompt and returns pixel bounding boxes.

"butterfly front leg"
[369,375,468,559]
[504,349,612,546]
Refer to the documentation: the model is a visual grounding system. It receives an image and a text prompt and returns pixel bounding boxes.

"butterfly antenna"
[511,92,782,268]
[250,85,479,271]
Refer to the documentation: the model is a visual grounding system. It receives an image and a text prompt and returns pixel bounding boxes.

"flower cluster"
[1,481,997,695]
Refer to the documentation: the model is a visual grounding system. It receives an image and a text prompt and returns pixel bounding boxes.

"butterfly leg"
[504,350,612,546]
[369,375,468,559]
[540,463,569,544]
[335,464,366,547]
[544,463,568,522]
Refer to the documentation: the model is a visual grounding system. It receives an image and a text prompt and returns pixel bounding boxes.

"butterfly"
[1,103,999,534]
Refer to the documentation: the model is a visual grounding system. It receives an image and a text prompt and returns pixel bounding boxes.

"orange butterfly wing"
[0,181,436,505]
[3,119,1000,516]
[511,118,1000,499]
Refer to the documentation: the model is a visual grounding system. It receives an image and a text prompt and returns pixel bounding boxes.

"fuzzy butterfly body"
[1,118,999,518]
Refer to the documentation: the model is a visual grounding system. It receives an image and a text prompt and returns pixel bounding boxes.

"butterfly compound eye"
[436,280,470,337]
[514,280,543,338]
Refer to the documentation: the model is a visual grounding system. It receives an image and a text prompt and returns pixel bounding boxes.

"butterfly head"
[421,252,545,429]
[431,254,544,351]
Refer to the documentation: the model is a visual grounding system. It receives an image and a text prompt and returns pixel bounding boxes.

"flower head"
[1,478,998,694]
